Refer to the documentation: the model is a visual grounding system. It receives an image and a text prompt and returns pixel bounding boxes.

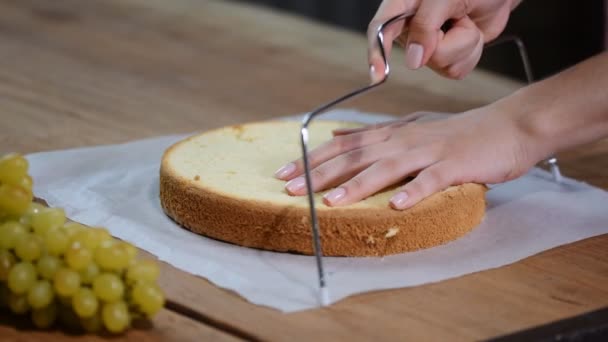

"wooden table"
[1,0,607,340]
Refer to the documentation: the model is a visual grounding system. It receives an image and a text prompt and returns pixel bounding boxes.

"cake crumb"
[385,227,399,238]
[366,236,376,245]
[231,124,257,142]
[194,175,200,181]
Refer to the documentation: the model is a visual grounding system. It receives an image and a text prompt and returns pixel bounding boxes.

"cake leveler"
[299,11,563,307]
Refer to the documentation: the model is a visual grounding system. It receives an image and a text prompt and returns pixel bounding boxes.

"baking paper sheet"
[27,110,608,312]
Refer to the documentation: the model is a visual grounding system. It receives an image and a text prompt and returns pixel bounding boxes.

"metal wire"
[485,35,535,83]
[300,11,416,306]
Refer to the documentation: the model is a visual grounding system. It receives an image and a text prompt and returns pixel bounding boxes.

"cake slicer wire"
[299,12,564,307]
[299,10,415,306]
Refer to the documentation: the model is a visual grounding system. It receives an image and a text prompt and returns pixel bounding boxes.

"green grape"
[119,241,137,264]
[53,268,80,297]
[32,302,57,329]
[8,292,30,314]
[98,238,117,251]
[79,262,100,285]
[102,301,130,333]
[15,233,43,261]
[37,254,63,280]
[92,227,111,244]
[0,212,8,224]
[126,259,160,285]
[18,202,45,227]
[7,261,36,294]
[95,242,129,272]
[16,174,33,191]
[72,287,98,318]
[0,153,28,186]
[0,249,16,281]
[0,184,31,219]
[3,176,34,203]
[93,273,124,302]
[27,280,54,309]
[0,221,28,249]
[131,282,165,317]
[44,228,69,256]
[81,311,103,333]
[71,229,101,251]
[61,222,85,239]
[65,243,92,271]
[31,207,66,236]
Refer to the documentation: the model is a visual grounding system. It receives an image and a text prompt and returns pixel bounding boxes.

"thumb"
[405,0,468,70]
[368,0,419,83]
[368,22,401,84]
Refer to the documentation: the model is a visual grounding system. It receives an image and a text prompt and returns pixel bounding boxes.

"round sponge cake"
[160,120,486,257]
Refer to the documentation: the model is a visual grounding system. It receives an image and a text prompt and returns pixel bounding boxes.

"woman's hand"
[274,106,548,210]
[368,0,520,82]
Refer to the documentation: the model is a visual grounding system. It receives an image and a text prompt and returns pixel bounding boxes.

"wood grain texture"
[156,236,608,341]
[0,0,606,341]
[0,0,520,155]
[0,309,240,342]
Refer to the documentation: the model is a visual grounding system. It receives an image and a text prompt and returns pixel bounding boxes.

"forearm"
[496,52,608,159]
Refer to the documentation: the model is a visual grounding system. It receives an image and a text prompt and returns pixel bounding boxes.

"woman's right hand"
[368,0,520,82]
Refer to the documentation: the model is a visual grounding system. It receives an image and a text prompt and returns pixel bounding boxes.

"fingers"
[332,122,396,137]
[444,32,484,79]
[322,147,435,206]
[404,0,468,70]
[332,111,431,137]
[274,129,391,181]
[389,161,455,210]
[428,17,484,79]
[368,0,418,83]
[369,0,486,81]
[426,17,480,71]
[284,142,390,196]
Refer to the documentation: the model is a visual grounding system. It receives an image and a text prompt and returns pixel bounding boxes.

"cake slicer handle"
[299,11,416,307]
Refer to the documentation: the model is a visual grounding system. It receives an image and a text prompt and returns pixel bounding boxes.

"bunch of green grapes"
[0,153,165,334]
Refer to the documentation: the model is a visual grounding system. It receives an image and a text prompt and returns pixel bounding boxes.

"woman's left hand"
[274,107,547,210]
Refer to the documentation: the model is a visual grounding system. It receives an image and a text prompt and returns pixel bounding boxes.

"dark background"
[234,0,606,82]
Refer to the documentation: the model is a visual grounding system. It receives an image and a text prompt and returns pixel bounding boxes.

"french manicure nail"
[324,187,346,205]
[275,162,296,179]
[405,43,423,70]
[390,191,409,209]
[285,176,306,193]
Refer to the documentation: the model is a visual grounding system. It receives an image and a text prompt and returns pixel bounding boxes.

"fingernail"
[275,162,296,179]
[285,176,306,193]
[390,191,409,209]
[405,43,423,70]
[323,187,346,205]
[369,65,378,84]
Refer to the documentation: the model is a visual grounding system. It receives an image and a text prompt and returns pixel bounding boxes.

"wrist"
[489,87,558,162]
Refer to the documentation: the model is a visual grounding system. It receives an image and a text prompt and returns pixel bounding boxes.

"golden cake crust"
[159,122,487,257]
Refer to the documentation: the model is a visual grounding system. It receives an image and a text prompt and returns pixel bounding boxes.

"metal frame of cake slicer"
[299,11,564,306]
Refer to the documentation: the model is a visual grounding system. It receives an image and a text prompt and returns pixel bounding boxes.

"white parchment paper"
[26,110,608,312]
